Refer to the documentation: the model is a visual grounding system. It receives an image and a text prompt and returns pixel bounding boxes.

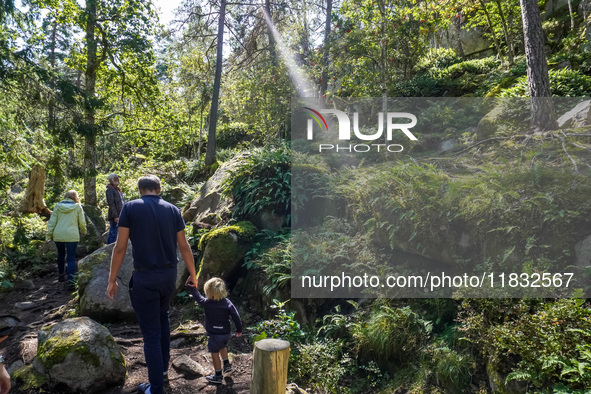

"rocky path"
[0,265,254,393]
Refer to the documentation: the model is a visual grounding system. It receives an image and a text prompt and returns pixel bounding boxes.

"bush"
[460,299,591,391]
[415,48,463,74]
[291,339,353,393]
[431,347,473,393]
[433,57,501,79]
[249,299,305,345]
[355,303,432,365]
[222,143,290,220]
[500,68,591,97]
[216,122,256,149]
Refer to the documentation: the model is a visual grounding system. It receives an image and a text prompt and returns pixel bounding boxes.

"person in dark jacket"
[106,173,125,244]
[186,277,242,385]
[47,190,87,288]
[107,175,198,394]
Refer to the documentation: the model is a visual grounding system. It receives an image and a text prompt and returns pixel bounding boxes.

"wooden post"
[250,338,290,394]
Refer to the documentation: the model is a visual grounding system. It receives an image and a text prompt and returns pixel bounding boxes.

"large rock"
[182,155,249,224]
[476,105,505,140]
[197,221,257,284]
[436,26,490,57]
[557,100,591,129]
[32,317,126,393]
[78,242,189,322]
[81,205,106,254]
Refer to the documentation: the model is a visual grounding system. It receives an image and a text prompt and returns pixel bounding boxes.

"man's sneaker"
[205,374,223,384]
[223,362,232,373]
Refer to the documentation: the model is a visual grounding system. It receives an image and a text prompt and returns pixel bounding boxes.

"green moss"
[12,365,47,390]
[198,221,257,251]
[37,330,100,369]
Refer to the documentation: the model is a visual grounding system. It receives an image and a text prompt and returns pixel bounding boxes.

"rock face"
[182,155,249,224]
[162,187,186,206]
[78,242,189,322]
[32,317,126,393]
[557,100,591,129]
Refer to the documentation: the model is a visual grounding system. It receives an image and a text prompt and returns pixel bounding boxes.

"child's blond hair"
[204,277,228,301]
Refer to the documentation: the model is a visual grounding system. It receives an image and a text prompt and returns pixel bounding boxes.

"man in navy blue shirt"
[107,175,198,394]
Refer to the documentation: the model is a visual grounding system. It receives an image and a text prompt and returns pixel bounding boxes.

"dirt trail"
[0,266,254,393]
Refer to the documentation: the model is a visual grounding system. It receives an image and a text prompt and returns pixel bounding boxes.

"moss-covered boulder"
[31,317,126,393]
[78,241,189,322]
[476,105,505,140]
[197,221,257,284]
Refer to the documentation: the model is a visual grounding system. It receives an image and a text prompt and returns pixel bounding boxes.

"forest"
[1,0,591,392]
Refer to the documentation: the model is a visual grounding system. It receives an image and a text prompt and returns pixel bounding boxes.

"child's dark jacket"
[186,285,243,335]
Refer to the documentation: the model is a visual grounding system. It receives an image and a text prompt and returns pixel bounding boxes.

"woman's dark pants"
[55,241,78,283]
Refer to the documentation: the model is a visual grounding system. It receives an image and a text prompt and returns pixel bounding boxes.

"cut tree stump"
[18,164,51,218]
[250,338,290,394]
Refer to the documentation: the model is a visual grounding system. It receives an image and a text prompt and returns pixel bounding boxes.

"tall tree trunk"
[198,103,204,157]
[567,0,575,29]
[453,11,465,58]
[478,0,505,65]
[264,0,277,67]
[494,0,514,65]
[320,0,332,96]
[84,0,98,205]
[520,0,557,130]
[205,0,226,166]
[48,19,57,133]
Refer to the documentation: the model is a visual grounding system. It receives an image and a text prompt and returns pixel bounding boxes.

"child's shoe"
[223,360,232,373]
[206,373,223,384]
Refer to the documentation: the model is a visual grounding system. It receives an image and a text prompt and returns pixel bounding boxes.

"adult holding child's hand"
[106,175,197,394]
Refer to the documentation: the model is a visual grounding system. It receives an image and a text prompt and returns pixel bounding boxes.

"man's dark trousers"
[129,268,177,394]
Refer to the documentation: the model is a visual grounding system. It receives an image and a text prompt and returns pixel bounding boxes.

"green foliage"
[355,303,432,365]
[290,339,353,394]
[415,48,462,74]
[222,144,290,221]
[460,299,591,391]
[216,122,256,149]
[340,161,591,271]
[393,56,502,97]
[431,57,501,80]
[249,299,304,345]
[500,68,591,97]
[243,230,291,295]
[430,347,473,393]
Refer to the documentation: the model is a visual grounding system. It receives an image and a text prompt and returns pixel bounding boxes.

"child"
[186,277,242,384]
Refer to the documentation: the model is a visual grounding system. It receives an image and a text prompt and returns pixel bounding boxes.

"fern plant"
[222,143,291,222]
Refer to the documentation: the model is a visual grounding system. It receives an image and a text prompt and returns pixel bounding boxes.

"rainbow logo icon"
[303,107,329,132]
